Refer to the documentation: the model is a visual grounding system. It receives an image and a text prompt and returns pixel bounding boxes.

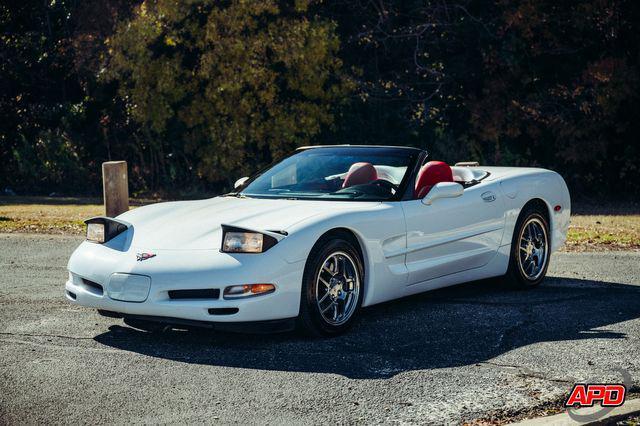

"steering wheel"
[370,179,397,194]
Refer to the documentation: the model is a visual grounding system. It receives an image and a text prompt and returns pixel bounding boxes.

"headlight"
[221,226,279,253]
[223,231,264,253]
[85,217,129,244]
[86,222,106,243]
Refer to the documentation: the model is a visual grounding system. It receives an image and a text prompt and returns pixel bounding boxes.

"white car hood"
[117,196,364,250]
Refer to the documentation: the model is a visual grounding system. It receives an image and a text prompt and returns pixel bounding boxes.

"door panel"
[401,182,505,285]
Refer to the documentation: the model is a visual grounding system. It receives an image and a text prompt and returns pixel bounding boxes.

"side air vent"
[168,289,220,300]
[208,308,239,316]
[81,278,104,296]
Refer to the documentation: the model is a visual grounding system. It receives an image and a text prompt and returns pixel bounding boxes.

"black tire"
[298,234,364,337]
[504,204,551,289]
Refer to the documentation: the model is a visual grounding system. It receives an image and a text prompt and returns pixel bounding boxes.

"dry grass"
[0,197,128,235]
[1,197,639,251]
[0,197,104,234]
[564,214,640,252]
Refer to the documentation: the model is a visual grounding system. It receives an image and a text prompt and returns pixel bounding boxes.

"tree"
[324,0,640,197]
[107,0,351,187]
[321,1,486,150]
[0,0,136,195]
[467,0,640,195]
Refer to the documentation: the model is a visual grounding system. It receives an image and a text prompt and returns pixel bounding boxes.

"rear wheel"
[504,205,551,288]
[298,235,364,337]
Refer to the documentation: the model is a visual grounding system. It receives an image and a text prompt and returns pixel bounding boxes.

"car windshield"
[239,147,419,201]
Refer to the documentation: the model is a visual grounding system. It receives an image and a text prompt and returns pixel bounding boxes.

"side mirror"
[422,182,463,205]
[234,176,250,190]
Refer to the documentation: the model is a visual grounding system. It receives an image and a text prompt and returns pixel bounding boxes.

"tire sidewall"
[299,237,365,336]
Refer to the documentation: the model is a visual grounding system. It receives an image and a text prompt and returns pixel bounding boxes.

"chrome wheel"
[517,217,548,281]
[315,251,360,326]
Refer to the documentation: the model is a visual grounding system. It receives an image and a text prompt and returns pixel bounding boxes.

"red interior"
[342,162,378,188]
[414,161,453,198]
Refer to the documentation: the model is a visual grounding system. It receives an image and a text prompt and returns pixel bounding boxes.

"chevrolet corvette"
[65,145,570,336]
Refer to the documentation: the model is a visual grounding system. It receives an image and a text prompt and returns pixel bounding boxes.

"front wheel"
[504,206,551,288]
[298,235,364,337]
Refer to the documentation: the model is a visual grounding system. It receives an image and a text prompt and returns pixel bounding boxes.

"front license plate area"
[107,273,151,302]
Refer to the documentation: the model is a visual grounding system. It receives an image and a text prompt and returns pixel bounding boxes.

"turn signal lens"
[223,284,275,299]
[250,284,275,294]
[86,223,105,243]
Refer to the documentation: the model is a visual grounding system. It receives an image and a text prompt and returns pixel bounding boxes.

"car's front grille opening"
[66,290,77,300]
[81,278,103,296]
[208,308,239,316]
[168,289,220,300]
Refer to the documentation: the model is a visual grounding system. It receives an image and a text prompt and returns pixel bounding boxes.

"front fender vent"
[168,289,220,300]
[81,278,104,296]
[208,308,239,316]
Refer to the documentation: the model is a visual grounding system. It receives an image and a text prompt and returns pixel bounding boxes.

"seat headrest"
[414,161,453,199]
[342,162,378,188]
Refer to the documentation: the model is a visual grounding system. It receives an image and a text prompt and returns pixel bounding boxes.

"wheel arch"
[520,198,551,223]
[507,198,552,252]
[313,227,370,301]
[498,170,570,252]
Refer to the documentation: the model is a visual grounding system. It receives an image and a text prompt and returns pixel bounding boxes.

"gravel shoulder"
[0,234,639,424]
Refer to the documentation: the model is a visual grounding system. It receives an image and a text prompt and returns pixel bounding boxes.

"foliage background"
[1,0,639,199]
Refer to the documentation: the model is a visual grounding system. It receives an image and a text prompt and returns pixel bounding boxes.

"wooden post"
[102,161,129,217]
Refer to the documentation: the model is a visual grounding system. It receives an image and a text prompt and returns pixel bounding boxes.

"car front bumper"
[65,241,305,324]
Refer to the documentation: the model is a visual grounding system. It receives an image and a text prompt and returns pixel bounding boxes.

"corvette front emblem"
[136,252,156,261]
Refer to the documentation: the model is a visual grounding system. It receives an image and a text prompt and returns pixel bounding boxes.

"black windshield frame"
[235,145,424,202]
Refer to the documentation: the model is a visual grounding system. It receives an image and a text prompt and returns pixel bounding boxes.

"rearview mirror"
[422,182,463,205]
[234,176,249,190]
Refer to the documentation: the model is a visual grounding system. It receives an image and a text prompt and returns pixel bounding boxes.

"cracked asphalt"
[0,234,639,424]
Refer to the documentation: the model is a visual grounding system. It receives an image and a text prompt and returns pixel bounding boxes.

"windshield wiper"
[328,190,361,198]
[221,192,249,198]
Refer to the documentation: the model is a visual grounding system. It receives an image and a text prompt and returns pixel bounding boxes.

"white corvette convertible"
[66,145,570,336]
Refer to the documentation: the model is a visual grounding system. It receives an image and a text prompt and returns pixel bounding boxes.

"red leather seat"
[414,161,453,198]
[342,162,378,188]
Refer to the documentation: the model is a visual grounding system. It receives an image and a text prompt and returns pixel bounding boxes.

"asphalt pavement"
[0,234,638,424]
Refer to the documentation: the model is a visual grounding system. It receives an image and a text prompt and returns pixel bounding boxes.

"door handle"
[481,191,496,202]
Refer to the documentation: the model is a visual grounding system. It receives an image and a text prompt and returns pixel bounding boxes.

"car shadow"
[93,277,640,379]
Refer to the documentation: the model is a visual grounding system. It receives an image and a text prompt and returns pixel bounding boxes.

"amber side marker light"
[223,284,275,299]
